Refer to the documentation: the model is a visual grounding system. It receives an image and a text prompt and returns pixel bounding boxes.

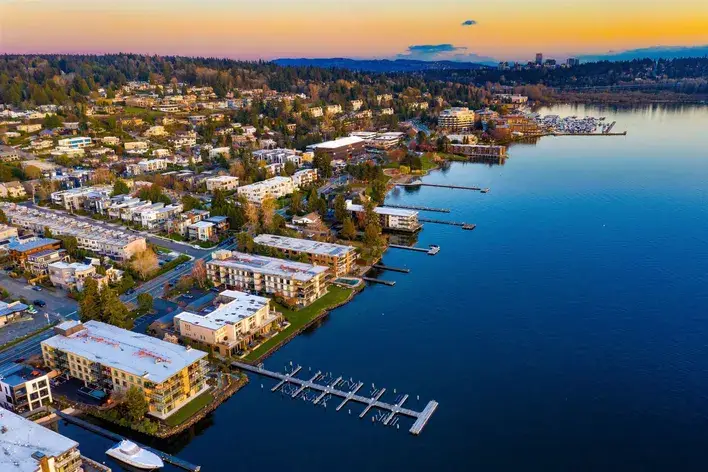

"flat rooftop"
[254,234,354,257]
[311,136,364,149]
[0,409,78,472]
[346,202,417,218]
[0,364,48,387]
[42,320,207,384]
[6,237,59,253]
[175,290,269,331]
[209,250,328,281]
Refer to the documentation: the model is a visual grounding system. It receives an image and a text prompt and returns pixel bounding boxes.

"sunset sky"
[1,0,707,62]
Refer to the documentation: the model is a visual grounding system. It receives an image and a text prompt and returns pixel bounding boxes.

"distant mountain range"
[273,58,491,72]
[580,45,708,62]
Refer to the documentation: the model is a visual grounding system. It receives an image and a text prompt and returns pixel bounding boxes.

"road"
[0,239,237,371]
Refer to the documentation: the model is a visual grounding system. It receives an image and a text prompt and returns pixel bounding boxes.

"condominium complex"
[205,175,240,192]
[306,136,366,160]
[174,290,282,356]
[254,234,356,277]
[438,107,476,131]
[51,185,112,211]
[126,158,168,176]
[2,204,147,261]
[349,131,405,150]
[0,364,52,413]
[236,176,295,203]
[42,320,209,419]
[346,201,421,232]
[252,148,303,167]
[0,409,82,472]
[207,250,329,307]
[291,169,318,188]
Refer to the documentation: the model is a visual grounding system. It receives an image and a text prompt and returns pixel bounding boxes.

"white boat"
[106,440,164,470]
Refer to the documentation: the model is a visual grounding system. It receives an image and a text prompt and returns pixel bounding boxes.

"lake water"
[61,104,708,471]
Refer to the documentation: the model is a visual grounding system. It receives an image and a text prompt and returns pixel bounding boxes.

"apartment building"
[132,203,184,229]
[26,248,69,275]
[168,209,209,236]
[51,185,112,211]
[326,104,343,115]
[438,107,476,131]
[57,136,92,149]
[254,234,355,277]
[306,136,366,160]
[0,145,21,162]
[0,223,19,240]
[0,181,27,198]
[17,123,42,133]
[237,176,295,204]
[126,158,167,176]
[124,141,149,154]
[207,250,329,307]
[291,169,318,188]
[2,204,147,261]
[48,261,98,291]
[187,221,215,241]
[206,175,239,192]
[144,125,167,137]
[42,320,209,419]
[252,148,303,167]
[6,237,62,266]
[350,131,404,150]
[102,136,120,146]
[174,290,282,356]
[346,201,421,232]
[0,364,52,413]
[0,409,82,472]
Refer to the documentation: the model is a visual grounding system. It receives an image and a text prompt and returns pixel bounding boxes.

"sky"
[1,0,708,62]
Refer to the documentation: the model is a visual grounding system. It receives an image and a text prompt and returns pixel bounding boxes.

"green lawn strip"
[244,286,352,361]
[0,322,58,354]
[164,391,214,427]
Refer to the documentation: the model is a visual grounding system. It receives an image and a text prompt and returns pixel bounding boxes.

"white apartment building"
[0,409,82,472]
[51,185,112,211]
[346,201,421,232]
[206,175,240,192]
[237,176,295,203]
[209,146,231,159]
[207,250,329,307]
[126,158,168,176]
[0,364,52,414]
[438,107,476,130]
[292,168,318,188]
[174,290,282,356]
[48,261,97,291]
[130,202,183,229]
[57,136,92,149]
[252,148,302,167]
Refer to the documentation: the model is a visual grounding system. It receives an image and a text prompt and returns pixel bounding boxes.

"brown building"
[6,237,62,266]
[307,136,366,160]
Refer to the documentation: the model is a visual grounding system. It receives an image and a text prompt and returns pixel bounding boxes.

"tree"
[182,195,203,211]
[306,188,320,214]
[371,180,387,205]
[57,236,80,259]
[79,277,101,322]
[290,190,303,215]
[364,221,383,249]
[236,232,254,253]
[92,168,114,185]
[124,386,148,422]
[230,161,246,180]
[0,208,7,224]
[100,286,132,329]
[24,165,42,180]
[260,196,276,229]
[137,293,153,313]
[341,217,357,240]
[191,260,207,288]
[131,249,159,279]
[334,194,347,223]
[112,179,130,196]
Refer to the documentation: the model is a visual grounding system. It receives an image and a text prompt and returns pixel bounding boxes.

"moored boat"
[106,440,164,470]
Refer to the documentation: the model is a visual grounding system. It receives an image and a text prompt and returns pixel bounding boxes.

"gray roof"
[254,234,354,257]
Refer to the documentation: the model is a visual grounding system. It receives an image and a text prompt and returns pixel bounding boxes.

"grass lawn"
[420,153,438,171]
[164,391,214,427]
[244,286,353,361]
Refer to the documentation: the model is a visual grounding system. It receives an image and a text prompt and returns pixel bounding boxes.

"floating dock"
[388,244,440,255]
[233,361,438,436]
[362,277,396,286]
[397,182,488,192]
[53,410,201,471]
[420,218,476,231]
[384,204,450,213]
[373,264,410,273]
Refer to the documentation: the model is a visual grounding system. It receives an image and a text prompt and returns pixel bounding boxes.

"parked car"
[126,289,136,295]
[31,286,42,292]
[33,300,46,307]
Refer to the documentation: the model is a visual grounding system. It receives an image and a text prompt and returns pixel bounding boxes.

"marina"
[231,361,439,435]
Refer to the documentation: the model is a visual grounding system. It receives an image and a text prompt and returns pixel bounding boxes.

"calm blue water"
[62,104,708,471]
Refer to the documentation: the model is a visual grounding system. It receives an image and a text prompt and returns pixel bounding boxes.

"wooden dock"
[398,183,488,192]
[373,264,410,273]
[362,277,396,286]
[232,361,438,436]
[420,218,476,230]
[53,410,201,471]
[388,244,429,253]
[384,204,450,213]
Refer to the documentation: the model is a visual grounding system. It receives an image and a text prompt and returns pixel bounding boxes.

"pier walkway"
[372,264,410,273]
[53,410,201,471]
[420,218,476,230]
[397,182,488,192]
[362,277,396,286]
[384,204,450,213]
[232,361,438,435]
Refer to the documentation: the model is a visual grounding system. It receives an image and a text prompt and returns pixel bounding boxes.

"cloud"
[462,20,477,26]
[395,44,497,64]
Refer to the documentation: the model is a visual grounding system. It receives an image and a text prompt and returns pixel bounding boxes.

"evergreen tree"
[112,179,130,196]
[341,217,357,240]
[334,194,347,223]
[124,386,148,421]
[79,277,101,322]
[100,286,133,329]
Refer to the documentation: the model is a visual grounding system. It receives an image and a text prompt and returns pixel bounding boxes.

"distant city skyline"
[1,0,707,62]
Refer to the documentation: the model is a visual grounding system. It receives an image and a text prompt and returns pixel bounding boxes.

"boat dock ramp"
[53,409,201,471]
[232,361,438,436]
[389,244,440,255]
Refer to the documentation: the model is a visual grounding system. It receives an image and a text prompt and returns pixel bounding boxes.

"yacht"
[106,440,164,470]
